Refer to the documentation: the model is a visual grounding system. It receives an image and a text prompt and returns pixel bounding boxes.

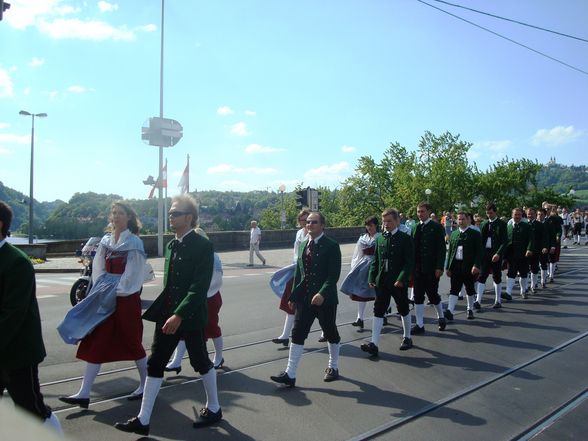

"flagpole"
[187,154,190,194]
[164,158,168,232]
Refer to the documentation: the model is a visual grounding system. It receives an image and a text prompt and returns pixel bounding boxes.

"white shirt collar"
[420,219,431,225]
[459,226,469,233]
[176,229,193,242]
[309,232,324,243]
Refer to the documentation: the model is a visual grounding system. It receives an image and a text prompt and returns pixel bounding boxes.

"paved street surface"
[12,243,588,440]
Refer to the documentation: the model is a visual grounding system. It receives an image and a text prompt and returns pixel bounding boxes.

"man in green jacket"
[271,211,342,387]
[444,212,483,321]
[116,195,220,436]
[475,203,508,310]
[527,207,549,293]
[505,207,534,300]
[361,208,414,357]
[0,202,62,435]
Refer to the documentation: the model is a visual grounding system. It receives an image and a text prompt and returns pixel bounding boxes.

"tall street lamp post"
[279,184,286,229]
[19,110,47,244]
[425,188,432,203]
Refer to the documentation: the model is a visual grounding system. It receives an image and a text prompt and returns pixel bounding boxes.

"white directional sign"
[142,117,183,147]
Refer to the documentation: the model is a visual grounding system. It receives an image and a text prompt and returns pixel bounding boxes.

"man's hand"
[471,266,480,276]
[491,254,500,263]
[311,293,324,306]
[368,283,376,289]
[550,247,555,254]
[525,250,533,257]
[542,248,548,254]
[162,314,182,335]
[446,270,452,278]
[434,269,443,279]
[394,281,404,288]
[288,301,296,311]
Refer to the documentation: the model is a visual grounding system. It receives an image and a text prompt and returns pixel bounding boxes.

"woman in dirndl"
[340,215,380,330]
[58,201,147,408]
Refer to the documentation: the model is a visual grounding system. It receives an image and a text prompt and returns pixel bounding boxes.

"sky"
[0,0,587,203]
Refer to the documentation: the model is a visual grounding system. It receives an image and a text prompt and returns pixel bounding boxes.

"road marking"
[37,295,57,299]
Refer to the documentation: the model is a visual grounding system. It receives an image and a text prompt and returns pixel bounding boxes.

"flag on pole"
[148,160,168,199]
[178,154,190,194]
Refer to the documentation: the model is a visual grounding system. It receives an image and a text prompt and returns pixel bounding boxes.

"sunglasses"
[306,220,319,225]
[168,211,189,218]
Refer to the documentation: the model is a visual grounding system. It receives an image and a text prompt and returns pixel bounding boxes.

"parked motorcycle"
[69,237,101,306]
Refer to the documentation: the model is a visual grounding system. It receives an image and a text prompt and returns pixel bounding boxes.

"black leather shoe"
[318,336,327,343]
[411,325,425,335]
[114,417,149,436]
[501,293,513,301]
[399,337,413,351]
[58,396,89,409]
[473,301,481,311]
[351,318,364,329]
[214,358,225,369]
[127,393,143,401]
[164,366,182,375]
[467,309,475,320]
[324,368,339,382]
[272,338,289,346]
[443,309,454,321]
[193,407,223,428]
[492,302,502,309]
[438,318,447,331]
[270,371,296,387]
[360,342,379,357]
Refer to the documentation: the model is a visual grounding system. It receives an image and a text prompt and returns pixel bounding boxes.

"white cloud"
[0,67,14,98]
[230,122,251,136]
[341,145,356,153]
[244,110,256,116]
[137,24,157,32]
[217,106,234,116]
[207,163,277,175]
[38,18,135,41]
[49,91,59,100]
[98,1,119,13]
[0,147,11,155]
[67,85,93,93]
[471,140,512,161]
[531,125,583,146]
[304,161,350,182]
[244,144,285,154]
[0,133,30,144]
[29,57,45,67]
[23,87,31,96]
[0,122,10,129]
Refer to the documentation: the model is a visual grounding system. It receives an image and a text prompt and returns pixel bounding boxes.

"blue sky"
[1,0,587,203]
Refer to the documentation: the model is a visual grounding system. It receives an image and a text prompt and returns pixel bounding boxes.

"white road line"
[35,279,73,286]
[37,295,57,299]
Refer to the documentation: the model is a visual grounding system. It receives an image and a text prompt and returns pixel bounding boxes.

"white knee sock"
[277,314,295,340]
[137,376,163,425]
[132,356,148,396]
[166,340,186,369]
[357,302,367,321]
[201,369,220,413]
[540,269,546,284]
[530,273,537,290]
[43,413,63,437]
[409,287,415,302]
[285,343,304,378]
[414,304,424,327]
[371,317,384,346]
[494,282,502,304]
[460,286,465,297]
[434,302,443,319]
[327,343,340,369]
[521,277,528,294]
[476,282,485,303]
[549,263,555,278]
[72,362,101,399]
[466,295,474,311]
[448,294,458,313]
[212,336,223,367]
[506,277,516,294]
[401,314,411,338]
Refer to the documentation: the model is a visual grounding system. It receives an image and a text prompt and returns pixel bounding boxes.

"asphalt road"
[19,245,588,440]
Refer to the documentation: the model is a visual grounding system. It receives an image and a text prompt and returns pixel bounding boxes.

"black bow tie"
[168,239,180,252]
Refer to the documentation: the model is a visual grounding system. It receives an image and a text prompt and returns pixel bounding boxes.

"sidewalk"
[34,243,357,273]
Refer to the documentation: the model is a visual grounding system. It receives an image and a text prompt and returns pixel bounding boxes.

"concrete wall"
[14,244,47,260]
[45,227,365,257]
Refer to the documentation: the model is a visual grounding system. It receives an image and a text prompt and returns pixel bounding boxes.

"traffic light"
[295,189,308,209]
[0,1,11,21]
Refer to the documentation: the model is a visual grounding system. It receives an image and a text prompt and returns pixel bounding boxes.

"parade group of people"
[0,196,583,437]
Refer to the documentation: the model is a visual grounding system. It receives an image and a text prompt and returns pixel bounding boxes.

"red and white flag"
[148,160,168,199]
[178,155,189,194]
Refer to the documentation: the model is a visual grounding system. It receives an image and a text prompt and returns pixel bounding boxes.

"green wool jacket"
[143,230,213,331]
[446,227,483,270]
[0,242,47,369]
[528,220,549,254]
[290,234,342,306]
[480,218,508,257]
[411,220,446,273]
[507,221,534,259]
[368,230,414,288]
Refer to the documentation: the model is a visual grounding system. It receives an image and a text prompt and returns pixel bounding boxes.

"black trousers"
[413,269,441,305]
[147,325,213,377]
[539,252,549,270]
[374,284,410,317]
[479,250,503,284]
[0,365,51,421]
[291,301,340,345]
[527,254,540,274]
[507,255,529,278]
[449,263,477,296]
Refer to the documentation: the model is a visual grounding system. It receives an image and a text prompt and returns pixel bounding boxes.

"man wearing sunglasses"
[116,194,221,435]
[270,211,342,386]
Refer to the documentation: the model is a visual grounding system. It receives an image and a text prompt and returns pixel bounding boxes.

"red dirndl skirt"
[205,292,223,340]
[279,278,296,314]
[76,292,146,363]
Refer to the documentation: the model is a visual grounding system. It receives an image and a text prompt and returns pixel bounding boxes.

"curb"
[34,268,81,274]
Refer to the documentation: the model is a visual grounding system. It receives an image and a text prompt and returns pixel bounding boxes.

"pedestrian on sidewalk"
[0,202,62,436]
[248,220,266,266]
